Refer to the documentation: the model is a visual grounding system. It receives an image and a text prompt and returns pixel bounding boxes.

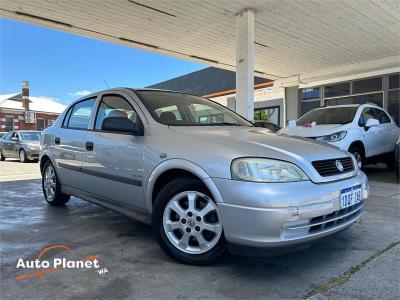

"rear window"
[297,106,358,125]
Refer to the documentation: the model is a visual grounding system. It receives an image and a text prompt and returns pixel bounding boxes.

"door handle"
[54,137,60,145]
[85,141,94,151]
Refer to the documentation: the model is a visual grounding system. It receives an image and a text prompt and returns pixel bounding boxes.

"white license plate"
[340,184,362,209]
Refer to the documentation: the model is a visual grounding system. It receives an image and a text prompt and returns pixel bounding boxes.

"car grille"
[309,201,363,234]
[312,157,354,177]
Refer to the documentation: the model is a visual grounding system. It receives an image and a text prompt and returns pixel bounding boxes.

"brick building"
[0,81,66,133]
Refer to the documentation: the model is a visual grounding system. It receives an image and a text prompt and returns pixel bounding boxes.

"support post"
[236,9,254,121]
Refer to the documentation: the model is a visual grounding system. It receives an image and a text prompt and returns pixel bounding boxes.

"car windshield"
[19,132,41,141]
[136,90,253,127]
[297,107,358,125]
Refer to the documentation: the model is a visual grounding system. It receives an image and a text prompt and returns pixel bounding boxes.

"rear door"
[81,92,146,209]
[51,97,97,190]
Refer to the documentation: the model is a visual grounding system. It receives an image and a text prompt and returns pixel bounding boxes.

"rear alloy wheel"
[153,178,227,265]
[19,149,28,163]
[42,160,70,206]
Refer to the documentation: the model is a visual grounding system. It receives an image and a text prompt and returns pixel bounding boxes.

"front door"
[82,93,145,209]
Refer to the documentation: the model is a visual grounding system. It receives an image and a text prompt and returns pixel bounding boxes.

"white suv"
[280,104,399,169]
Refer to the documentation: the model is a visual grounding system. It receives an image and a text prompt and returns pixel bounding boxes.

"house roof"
[147,67,271,97]
[0,93,66,114]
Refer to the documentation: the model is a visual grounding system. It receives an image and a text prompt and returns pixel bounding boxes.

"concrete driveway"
[0,159,399,299]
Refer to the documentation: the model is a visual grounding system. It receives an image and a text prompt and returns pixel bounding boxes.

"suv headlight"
[315,131,347,142]
[231,158,309,183]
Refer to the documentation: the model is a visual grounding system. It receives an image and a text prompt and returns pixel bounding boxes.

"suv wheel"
[19,149,28,163]
[153,178,227,265]
[349,145,364,169]
[42,160,70,206]
[0,150,5,161]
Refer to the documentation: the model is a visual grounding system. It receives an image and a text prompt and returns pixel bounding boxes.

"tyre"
[386,151,395,171]
[19,149,28,163]
[42,160,70,206]
[349,145,364,169]
[152,177,227,265]
[0,150,5,161]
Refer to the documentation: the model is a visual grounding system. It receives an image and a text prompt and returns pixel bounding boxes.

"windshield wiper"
[206,122,241,126]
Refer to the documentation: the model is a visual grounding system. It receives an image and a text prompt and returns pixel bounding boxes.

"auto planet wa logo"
[15,245,108,280]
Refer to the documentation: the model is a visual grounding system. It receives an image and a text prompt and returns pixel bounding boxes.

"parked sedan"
[0,130,41,162]
[40,89,369,265]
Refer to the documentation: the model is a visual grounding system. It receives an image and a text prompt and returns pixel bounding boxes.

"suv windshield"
[297,106,358,125]
[136,90,253,127]
[19,132,41,141]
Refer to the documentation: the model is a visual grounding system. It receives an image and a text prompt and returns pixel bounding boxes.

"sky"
[0,18,205,104]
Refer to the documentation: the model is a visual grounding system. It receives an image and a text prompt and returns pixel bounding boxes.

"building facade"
[0,81,66,133]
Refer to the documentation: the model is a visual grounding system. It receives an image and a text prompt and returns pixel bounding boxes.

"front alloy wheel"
[153,177,227,265]
[163,191,222,254]
[19,149,27,163]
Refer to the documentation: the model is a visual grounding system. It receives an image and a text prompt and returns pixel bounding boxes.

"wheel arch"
[348,140,365,156]
[146,159,223,213]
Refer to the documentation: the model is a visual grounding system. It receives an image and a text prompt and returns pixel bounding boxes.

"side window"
[3,132,13,140]
[95,94,138,130]
[358,108,375,127]
[66,98,96,129]
[373,108,390,124]
[62,107,72,127]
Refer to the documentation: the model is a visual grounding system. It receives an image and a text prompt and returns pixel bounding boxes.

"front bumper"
[26,148,40,160]
[213,171,368,248]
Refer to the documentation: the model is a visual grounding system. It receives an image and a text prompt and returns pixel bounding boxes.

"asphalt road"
[0,159,399,299]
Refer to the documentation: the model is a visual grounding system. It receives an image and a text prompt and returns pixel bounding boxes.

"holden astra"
[40,88,369,265]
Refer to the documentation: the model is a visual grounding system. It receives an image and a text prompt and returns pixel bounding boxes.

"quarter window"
[95,95,138,130]
[65,98,96,129]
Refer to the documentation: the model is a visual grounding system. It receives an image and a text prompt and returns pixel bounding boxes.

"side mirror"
[101,117,144,136]
[11,136,18,141]
[364,118,379,130]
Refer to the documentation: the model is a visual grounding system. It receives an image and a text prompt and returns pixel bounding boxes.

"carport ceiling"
[1,0,399,80]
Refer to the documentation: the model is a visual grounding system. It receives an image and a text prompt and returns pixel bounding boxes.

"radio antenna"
[103,78,110,88]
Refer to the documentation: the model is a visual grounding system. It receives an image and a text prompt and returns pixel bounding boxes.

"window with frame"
[95,95,138,130]
[324,82,350,98]
[5,116,14,132]
[358,108,376,127]
[65,98,96,129]
[353,77,382,94]
[372,108,390,124]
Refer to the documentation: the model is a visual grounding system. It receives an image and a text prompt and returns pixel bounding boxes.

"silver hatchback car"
[40,88,369,264]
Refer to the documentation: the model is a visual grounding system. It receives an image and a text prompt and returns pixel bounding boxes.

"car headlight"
[231,158,309,183]
[315,131,347,142]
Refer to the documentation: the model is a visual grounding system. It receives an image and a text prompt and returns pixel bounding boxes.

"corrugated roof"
[147,67,270,96]
[0,93,66,114]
